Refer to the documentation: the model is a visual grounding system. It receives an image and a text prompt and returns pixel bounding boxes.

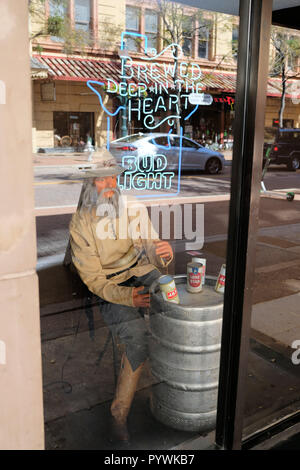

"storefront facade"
[30,0,300,154]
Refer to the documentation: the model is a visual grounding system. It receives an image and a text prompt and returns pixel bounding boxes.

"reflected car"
[109,133,225,174]
[263,128,300,171]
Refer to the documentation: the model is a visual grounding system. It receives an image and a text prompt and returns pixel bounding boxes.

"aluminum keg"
[148,275,223,432]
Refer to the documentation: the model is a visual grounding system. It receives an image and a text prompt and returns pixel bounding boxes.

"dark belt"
[106,250,145,279]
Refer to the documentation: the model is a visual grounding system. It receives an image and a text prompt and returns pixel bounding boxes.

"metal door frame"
[215,0,273,450]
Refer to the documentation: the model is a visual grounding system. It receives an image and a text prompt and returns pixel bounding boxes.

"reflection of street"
[34,167,232,208]
[34,165,300,264]
[34,165,300,208]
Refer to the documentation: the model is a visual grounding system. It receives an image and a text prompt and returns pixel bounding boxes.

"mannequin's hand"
[154,240,173,261]
[132,286,150,308]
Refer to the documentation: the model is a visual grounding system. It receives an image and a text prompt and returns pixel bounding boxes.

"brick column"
[0,0,44,450]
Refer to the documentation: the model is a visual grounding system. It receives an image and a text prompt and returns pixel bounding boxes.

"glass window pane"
[75,0,90,30]
[241,22,300,443]
[182,138,199,148]
[232,24,239,60]
[30,0,243,452]
[145,10,158,33]
[49,0,66,17]
[147,33,157,50]
[183,37,192,56]
[126,6,139,31]
[126,36,139,51]
[198,21,210,59]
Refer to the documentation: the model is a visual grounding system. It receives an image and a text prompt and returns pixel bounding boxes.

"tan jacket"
[69,197,172,307]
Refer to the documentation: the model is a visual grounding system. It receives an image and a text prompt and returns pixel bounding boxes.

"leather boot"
[109,354,144,444]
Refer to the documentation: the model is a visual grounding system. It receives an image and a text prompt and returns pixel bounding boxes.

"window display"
[28,0,300,451]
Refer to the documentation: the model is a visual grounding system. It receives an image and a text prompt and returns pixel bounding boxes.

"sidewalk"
[33,148,233,169]
[33,152,106,168]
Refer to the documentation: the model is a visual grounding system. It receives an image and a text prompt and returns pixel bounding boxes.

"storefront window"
[31,1,242,450]
[49,0,67,17]
[30,0,299,452]
[53,111,94,147]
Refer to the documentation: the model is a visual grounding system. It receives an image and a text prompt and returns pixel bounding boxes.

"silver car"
[109,133,225,174]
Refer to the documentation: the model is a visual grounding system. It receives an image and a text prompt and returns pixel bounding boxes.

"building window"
[287,35,300,71]
[232,24,239,61]
[49,0,67,17]
[126,6,140,51]
[198,20,210,59]
[74,0,91,32]
[48,0,67,41]
[145,10,158,52]
[48,0,93,35]
[182,16,193,57]
[271,31,300,76]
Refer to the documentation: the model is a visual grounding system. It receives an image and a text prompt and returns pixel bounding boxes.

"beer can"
[215,264,226,293]
[187,261,203,293]
[158,275,180,304]
[192,257,206,286]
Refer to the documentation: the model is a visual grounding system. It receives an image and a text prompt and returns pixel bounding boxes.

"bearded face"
[80,178,123,219]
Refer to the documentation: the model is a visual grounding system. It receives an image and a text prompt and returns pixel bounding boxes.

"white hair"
[80,178,122,218]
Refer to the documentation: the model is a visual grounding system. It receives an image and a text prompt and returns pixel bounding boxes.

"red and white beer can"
[192,257,206,286]
[215,264,226,293]
[158,275,180,304]
[187,261,203,293]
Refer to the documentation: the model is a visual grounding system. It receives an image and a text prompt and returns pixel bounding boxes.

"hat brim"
[69,164,125,180]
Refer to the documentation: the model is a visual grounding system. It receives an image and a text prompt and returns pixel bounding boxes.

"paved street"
[33,166,232,208]
[34,164,300,262]
[34,164,300,209]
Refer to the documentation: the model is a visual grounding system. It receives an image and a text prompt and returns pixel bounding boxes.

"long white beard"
[80,180,123,220]
[95,187,122,220]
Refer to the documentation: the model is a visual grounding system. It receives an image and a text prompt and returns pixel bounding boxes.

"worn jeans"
[99,269,161,371]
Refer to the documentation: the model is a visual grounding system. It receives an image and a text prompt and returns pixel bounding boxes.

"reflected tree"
[270,27,300,127]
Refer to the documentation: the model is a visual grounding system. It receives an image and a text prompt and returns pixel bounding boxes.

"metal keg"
[148,275,223,432]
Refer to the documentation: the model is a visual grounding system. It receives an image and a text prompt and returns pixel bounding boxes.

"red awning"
[32,54,300,99]
[32,54,236,92]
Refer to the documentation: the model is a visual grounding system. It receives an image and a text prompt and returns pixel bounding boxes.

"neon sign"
[87,31,212,197]
[118,155,175,191]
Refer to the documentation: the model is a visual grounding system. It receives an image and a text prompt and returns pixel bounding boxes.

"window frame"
[182,15,194,58]
[196,17,211,60]
[74,0,92,32]
[145,8,159,52]
[180,14,212,60]
[45,0,97,46]
[125,5,141,52]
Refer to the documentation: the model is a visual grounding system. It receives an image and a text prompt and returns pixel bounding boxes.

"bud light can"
[215,264,226,293]
[187,261,203,293]
[158,275,180,304]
